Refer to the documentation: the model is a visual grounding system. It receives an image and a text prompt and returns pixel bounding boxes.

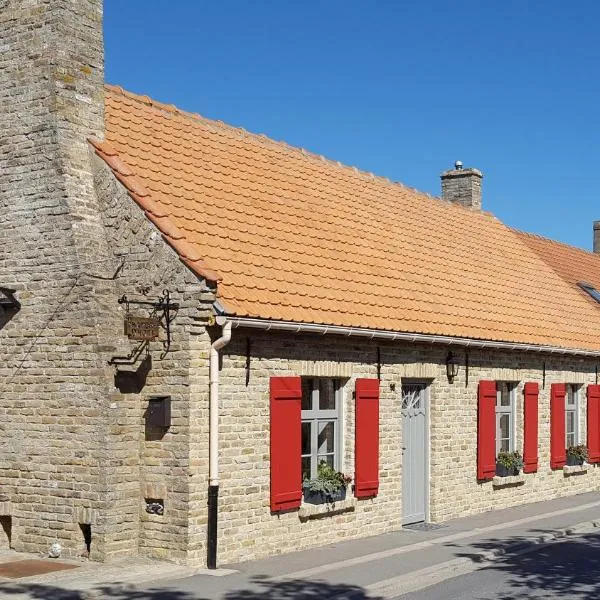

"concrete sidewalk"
[1,491,600,599]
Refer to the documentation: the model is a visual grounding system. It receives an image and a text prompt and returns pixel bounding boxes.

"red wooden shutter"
[587,385,600,463]
[270,377,302,512]
[477,380,496,481]
[523,382,539,473]
[355,378,379,498]
[550,383,566,469]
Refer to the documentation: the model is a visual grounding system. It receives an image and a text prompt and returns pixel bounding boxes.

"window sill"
[492,474,525,488]
[298,498,357,520]
[563,464,587,476]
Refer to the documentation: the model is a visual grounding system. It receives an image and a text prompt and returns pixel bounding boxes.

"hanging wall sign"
[124,315,160,341]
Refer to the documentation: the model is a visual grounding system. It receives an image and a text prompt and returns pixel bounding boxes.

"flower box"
[495,463,520,478]
[566,454,584,466]
[302,485,347,505]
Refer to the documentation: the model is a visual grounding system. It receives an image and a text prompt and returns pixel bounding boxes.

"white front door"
[401,383,428,525]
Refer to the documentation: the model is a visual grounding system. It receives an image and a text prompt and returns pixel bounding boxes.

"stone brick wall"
[0,0,119,559]
[215,329,600,565]
[91,155,215,563]
[0,0,214,562]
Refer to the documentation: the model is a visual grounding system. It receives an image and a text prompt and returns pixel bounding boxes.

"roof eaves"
[229,316,600,358]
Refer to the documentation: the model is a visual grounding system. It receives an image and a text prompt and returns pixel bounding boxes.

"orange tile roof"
[516,231,600,301]
[94,85,600,352]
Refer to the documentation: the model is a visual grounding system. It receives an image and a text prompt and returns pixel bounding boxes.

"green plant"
[567,444,588,462]
[303,461,352,495]
[496,451,524,471]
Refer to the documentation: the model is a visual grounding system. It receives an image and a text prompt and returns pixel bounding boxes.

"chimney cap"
[454,160,463,170]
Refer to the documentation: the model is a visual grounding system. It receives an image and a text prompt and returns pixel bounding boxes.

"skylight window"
[578,282,600,304]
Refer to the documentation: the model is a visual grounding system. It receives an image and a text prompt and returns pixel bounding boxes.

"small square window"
[578,282,600,304]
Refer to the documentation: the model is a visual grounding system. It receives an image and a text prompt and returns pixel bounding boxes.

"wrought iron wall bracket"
[109,289,179,364]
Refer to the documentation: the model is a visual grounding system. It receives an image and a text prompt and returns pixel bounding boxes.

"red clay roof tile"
[97,85,600,351]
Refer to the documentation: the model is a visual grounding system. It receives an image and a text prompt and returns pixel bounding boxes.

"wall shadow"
[0,575,380,600]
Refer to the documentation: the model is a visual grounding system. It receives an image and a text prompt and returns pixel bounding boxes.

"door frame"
[401,379,431,524]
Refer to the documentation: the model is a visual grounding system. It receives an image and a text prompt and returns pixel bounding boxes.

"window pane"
[318,421,335,454]
[499,414,510,441]
[317,454,334,470]
[567,432,576,448]
[500,385,511,407]
[566,411,576,436]
[301,456,311,481]
[500,438,510,452]
[402,385,422,409]
[302,378,313,411]
[301,422,311,455]
[319,379,336,410]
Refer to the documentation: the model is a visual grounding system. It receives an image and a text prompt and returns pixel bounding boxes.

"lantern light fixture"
[446,351,459,384]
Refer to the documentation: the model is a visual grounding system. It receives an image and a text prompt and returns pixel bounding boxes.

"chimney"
[441,161,483,210]
[593,222,600,254]
[0,0,105,252]
[0,0,134,559]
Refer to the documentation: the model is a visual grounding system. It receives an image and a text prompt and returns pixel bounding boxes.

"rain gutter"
[229,317,600,359]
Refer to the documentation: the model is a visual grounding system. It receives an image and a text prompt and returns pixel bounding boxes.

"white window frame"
[566,384,580,448]
[495,382,517,455]
[301,378,343,480]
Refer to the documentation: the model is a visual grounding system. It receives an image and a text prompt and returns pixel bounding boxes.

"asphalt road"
[398,531,600,600]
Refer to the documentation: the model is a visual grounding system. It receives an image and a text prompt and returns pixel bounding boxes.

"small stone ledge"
[73,507,98,525]
[492,474,525,488]
[563,464,587,476]
[298,498,357,520]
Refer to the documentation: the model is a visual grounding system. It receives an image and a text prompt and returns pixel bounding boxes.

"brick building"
[2,0,600,568]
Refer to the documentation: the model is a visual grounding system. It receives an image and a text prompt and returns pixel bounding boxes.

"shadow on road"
[446,530,600,599]
[0,575,380,600]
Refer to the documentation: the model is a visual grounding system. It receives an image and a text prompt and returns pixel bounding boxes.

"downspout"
[207,317,232,570]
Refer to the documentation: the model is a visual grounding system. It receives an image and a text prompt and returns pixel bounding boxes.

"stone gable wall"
[91,155,215,563]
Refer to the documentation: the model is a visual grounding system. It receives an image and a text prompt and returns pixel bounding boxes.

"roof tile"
[97,85,600,351]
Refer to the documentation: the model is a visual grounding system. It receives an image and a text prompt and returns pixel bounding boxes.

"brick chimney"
[441,161,483,210]
[0,0,133,560]
[594,222,600,254]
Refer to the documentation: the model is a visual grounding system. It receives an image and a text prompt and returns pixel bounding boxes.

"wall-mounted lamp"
[446,351,459,384]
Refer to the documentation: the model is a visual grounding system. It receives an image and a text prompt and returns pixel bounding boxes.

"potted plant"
[566,445,588,466]
[302,461,352,505]
[496,451,524,477]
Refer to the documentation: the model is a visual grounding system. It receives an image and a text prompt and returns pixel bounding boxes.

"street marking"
[275,500,600,581]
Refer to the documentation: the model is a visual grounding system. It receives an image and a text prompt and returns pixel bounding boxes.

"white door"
[401,383,428,525]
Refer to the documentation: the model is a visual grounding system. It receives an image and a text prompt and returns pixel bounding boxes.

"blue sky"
[105,1,600,250]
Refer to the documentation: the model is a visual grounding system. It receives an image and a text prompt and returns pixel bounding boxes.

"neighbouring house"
[3,0,600,568]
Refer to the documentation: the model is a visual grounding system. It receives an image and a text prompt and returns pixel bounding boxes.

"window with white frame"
[301,378,342,480]
[566,384,580,447]
[496,382,516,454]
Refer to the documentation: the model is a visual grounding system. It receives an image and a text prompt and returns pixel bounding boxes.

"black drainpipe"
[207,485,219,569]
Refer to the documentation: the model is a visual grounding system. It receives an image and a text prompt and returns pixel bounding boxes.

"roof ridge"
[514,227,598,257]
[105,83,457,209]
